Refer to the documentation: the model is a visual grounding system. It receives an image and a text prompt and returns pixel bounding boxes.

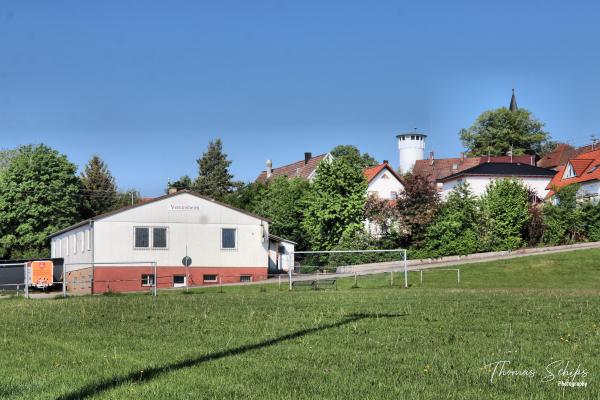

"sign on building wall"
[167,204,200,211]
[29,261,54,288]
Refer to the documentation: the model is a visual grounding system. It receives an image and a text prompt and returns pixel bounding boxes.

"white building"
[397,132,426,174]
[49,190,294,294]
[545,148,600,202]
[364,162,405,200]
[440,162,556,200]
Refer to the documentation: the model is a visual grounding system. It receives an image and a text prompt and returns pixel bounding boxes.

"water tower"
[396,131,426,174]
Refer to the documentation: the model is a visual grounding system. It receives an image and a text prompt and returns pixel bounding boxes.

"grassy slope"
[1,249,599,399]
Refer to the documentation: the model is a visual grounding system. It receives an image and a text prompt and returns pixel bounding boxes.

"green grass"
[1,249,599,399]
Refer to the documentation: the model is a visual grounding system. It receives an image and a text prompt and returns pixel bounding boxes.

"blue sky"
[1,0,600,196]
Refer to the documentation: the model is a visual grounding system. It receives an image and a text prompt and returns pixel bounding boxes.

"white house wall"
[367,169,404,200]
[93,193,269,268]
[441,176,552,199]
[51,224,93,271]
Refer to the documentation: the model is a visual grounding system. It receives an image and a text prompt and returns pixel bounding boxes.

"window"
[134,227,168,249]
[240,275,252,283]
[391,191,398,200]
[153,227,167,248]
[452,163,459,170]
[141,274,155,287]
[221,228,236,249]
[135,227,150,248]
[203,274,218,283]
[563,163,576,179]
[173,275,186,287]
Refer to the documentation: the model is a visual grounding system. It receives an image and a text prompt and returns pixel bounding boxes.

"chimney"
[304,152,312,164]
[168,187,177,195]
[460,152,465,163]
[429,151,434,166]
[266,159,272,178]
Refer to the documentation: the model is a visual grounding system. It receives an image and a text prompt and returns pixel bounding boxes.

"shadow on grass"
[56,312,406,400]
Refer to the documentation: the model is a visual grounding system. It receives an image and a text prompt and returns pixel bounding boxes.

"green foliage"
[168,175,193,192]
[364,195,400,237]
[460,108,552,156]
[421,183,480,258]
[480,179,530,251]
[80,155,118,217]
[251,177,311,250]
[193,139,237,199]
[302,157,367,251]
[330,145,378,169]
[114,189,142,209]
[221,181,267,212]
[395,173,440,247]
[581,200,600,241]
[542,185,584,245]
[0,148,20,174]
[0,144,82,259]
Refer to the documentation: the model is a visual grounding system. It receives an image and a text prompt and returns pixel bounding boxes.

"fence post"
[390,270,394,287]
[457,269,460,285]
[24,263,29,299]
[354,271,357,287]
[420,269,423,284]
[153,262,158,297]
[62,270,67,298]
[403,250,408,289]
[278,275,281,290]
[219,275,223,293]
[288,254,293,291]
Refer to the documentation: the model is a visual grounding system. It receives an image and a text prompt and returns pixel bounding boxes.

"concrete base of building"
[89,266,268,294]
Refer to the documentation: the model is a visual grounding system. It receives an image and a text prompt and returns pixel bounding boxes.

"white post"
[420,269,423,284]
[278,275,281,290]
[153,262,157,297]
[403,250,408,288]
[390,270,394,287]
[457,269,460,285]
[288,254,293,291]
[24,263,29,299]
[62,264,67,298]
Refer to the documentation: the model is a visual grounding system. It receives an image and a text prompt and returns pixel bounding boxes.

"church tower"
[509,88,518,112]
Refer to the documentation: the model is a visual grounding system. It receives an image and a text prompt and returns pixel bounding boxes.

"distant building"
[546,148,600,201]
[255,152,333,183]
[50,190,294,294]
[538,143,599,170]
[439,162,556,200]
[364,162,404,200]
[397,131,426,174]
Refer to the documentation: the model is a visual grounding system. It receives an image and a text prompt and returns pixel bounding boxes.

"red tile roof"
[255,154,328,182]
[546,148,600,197]
[413,155,535,184]
[538,143,596,169]
[363,162,404,184]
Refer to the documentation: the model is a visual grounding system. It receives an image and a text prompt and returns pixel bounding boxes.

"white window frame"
[173,275,186,287]
[220,228,237,250]
[563,163,576,179]
[141,274,155,287]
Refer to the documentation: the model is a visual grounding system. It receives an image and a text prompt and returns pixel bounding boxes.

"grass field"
[1,249,599,399]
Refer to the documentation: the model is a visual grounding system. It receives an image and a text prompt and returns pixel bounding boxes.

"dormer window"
[563,163,576,179]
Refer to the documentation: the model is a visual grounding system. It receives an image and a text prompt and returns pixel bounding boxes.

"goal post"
[286,249,408,290]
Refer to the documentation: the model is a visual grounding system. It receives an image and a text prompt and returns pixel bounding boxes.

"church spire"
[509,88,518,112]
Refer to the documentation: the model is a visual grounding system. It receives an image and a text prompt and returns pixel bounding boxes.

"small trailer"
[26,260,54,289]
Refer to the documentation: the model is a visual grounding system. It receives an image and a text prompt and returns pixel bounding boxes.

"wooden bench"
[291,279,337,290]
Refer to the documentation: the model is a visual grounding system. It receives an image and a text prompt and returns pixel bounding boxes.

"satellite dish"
[182,256,192,267]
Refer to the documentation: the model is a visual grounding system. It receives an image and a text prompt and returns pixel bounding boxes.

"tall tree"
[252,177,311,250]
[193,139,236,199]
[460,108,551,156]
[114,189,142,209]
[480,179,530,251]
[302,158,367,250]
[0,148,20,174]
[331,145,378,169]
[80,155,118,217]
[421,183,479,258]
[168,175,193,193]
[395,173,440,247]
[0,144,82,259]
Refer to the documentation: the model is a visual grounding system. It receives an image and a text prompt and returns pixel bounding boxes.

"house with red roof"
[363,162,404,200]
[255,152,333,183]
[546,148,600,201]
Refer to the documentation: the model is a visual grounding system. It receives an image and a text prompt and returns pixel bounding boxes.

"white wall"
[398,134,425,174]
[93,193,269,268]
[51,224,93,271]
[367,168,404,200]
[441,176,552,200]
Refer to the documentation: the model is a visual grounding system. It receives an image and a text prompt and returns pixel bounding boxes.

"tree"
[542,185,584,245]
[80,155,118,217]
[114,189,142,209]
[168,175,193,193]
[193,139,237,199]
[395,173,440,247]
[0,148,20,174]
[480,179,530,251]
[330,145,378,169]
[302,158,367,251]
[0,144,82,259]
[364,195,400,237]
[252,177,311,250]
[581,200,600,241]
[421,183,480,258]
[222,182,267,212]
[460,108,552,156]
